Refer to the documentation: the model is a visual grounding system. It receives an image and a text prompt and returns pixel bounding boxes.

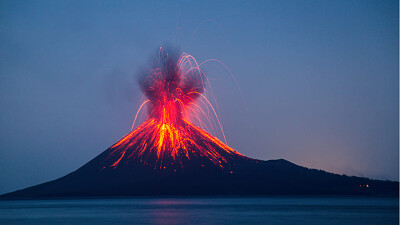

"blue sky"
[0,0,398,194]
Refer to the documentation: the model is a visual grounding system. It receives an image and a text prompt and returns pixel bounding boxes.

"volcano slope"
[1,120,398,198]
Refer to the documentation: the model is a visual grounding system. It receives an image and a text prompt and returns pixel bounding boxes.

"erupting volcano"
[105,48,244,171]
[1,47,397,198]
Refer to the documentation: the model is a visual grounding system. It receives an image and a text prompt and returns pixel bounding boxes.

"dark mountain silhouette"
[1,121,398,199]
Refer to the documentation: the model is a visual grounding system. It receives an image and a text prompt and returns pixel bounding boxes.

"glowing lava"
[105,47,244,170]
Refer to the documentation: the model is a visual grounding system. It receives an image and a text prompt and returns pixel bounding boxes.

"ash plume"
[139,47,205,121]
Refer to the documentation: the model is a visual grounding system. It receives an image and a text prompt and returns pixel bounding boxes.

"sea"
[0,196,398,225]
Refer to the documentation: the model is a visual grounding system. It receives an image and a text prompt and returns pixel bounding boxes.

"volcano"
[2,48,398,198]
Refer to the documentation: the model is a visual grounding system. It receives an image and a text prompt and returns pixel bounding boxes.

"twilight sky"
[0,0,398,194]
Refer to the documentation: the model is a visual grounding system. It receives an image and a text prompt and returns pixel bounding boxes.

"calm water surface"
[0,197,398,225]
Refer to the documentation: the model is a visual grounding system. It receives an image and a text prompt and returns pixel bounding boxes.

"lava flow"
[104,47,244,170]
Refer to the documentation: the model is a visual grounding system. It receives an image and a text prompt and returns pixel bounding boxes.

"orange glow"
[104,48,244,170]
[107,118,243,169]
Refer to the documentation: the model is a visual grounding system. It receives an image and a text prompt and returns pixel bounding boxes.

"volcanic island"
[2,48,398,198]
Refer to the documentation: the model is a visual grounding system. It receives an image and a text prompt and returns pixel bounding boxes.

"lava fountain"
[104,47,244,170]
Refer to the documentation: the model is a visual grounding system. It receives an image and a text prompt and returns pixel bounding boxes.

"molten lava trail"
[107,119,243,169]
